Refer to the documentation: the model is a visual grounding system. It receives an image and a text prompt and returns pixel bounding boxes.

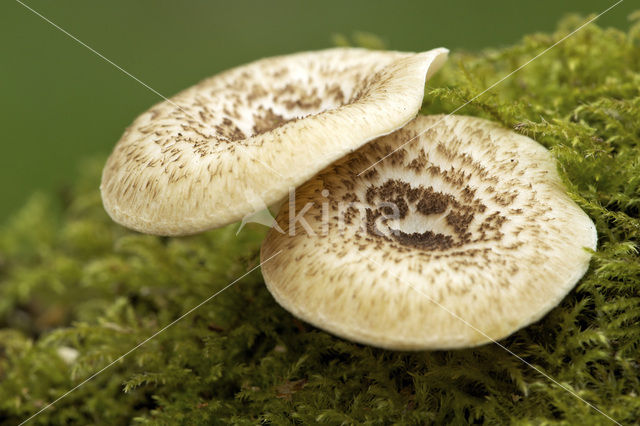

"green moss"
[1,15,640,425]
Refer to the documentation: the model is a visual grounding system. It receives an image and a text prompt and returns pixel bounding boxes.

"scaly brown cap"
[101,47,449,235]
[261,115,597,350]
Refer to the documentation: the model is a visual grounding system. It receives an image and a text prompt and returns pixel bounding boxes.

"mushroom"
[101,47,449,236]
[260,115,597,350]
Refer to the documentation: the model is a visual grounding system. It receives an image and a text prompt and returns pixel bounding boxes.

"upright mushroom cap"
[260,115,597,350]
[101,47,448,235]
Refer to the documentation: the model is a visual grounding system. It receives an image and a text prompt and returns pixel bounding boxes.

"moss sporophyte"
[2,14,639,424]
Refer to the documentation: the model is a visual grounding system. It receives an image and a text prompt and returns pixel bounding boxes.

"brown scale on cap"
[261,115,597,350]
[360,177,496,251]
[101,47,449,235]
[251,107,296,137]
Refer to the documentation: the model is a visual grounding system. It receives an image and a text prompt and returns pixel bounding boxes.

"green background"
[0,0,634,221]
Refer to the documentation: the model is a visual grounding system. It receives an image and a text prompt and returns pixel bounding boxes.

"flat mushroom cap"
[260,115,597,350]
[101,47,449,235]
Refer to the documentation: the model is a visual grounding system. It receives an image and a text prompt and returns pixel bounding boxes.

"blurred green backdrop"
[0,0,634,221]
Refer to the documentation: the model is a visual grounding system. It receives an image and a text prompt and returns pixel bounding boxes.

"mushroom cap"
[260,115,597,350]
[101,47,449,236]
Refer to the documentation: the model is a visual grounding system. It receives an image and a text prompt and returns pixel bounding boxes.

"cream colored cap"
[260,115,597,350]
[101,47,449,235]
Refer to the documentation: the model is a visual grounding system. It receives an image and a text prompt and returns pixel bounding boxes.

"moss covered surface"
[1,15,640,425]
